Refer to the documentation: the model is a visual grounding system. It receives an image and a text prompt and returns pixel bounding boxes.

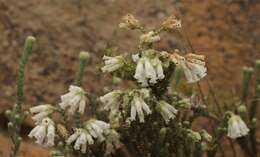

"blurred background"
[0,0,259,156]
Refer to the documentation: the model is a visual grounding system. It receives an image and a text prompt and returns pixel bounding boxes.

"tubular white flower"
[171,53,207,83]
[66,128,94,153]
[100,90,123,111]
[144,57,157,83]
[134,56,165,86]
[85,119,110,142]
[157,101,178,123]
[30,104,55,123]
[152,57,165,80]
[101,55,124,73]
[130,94,151,123]
[140,31,160,44]
[105,130,121,156]
[67,119,112,153]
[28,117,55,146]
[134,58,148,86]
[227,114,249,139]
[59,85,87,115]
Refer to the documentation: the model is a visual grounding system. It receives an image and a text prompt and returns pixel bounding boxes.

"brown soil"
[0,0,259,156]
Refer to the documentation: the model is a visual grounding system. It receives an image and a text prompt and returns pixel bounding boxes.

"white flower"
[144,57,157,83]
[30,104,55,123]
[85,119,110,142]
[134,56,165,86]
[67,119,111,153]
[130,94,151,123]
[134,58,148,86]
[101,55,124,73]
[140,31,160,44]
[157,101,178,123]
[100,90,123,111]
[171,52,207,83]
[132,54,140,62]
[28,117,55,146]
[66,128,94,153]
[59,85,87,115]
[105,130,121,156]
[151,57,165,80]
[227,114,249,139]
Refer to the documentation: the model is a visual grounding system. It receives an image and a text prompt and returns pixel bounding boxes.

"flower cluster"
[28,117,55,146]
[100,88,152,123]
[29,104,56,146]
[67,119,121,154]
[156,100,178,124]
[171,51,207,83]
[227,114,249,139]
[59,85,87,115]
[133,50,167,86]
[30,104,55,123]
[101,55,125,73]
[23,14,258,157]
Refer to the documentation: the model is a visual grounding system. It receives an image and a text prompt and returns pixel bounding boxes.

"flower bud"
[119,14,141,30]
[187,129,201,142]
[256,85,260,95]
[14,114,21,122]
[183,121,190,127]
[161,15,182,31]
[252,118,257,127]
[255,59,260,70]
[24,36,36,57]
[8,122,14,129]
[17,137,22,143]
[5,110,12,117]
[79,51,90,62]
[242,66,254,100]
[159,127,167,142]
[57,124,69,139]
[24,111,29,117]
[57,141,64,148]
[237,105,247,114]
[200,130,212,142]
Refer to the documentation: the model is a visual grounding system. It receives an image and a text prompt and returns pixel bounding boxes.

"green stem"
[74,58,87,86]
[10,36,36,157]
[241,67,253,102]
[16,36,36,112]
[74,51,89,128]
[248,60,260,156]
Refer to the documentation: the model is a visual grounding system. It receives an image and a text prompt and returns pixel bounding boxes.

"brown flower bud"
[119,14,141,30]
[161,15,182,30]
[57,124,69,139]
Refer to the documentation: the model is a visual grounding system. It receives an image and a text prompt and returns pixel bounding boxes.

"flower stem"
[16,36,36,112]
[74,51,89,86]
[74,51,89,127]
[10,36,36,157]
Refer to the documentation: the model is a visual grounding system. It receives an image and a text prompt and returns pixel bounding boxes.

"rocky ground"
[0,0,259,156]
